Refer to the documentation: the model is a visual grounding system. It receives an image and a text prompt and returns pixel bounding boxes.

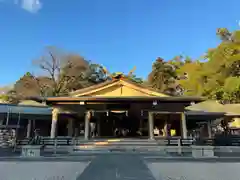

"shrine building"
[41,75,209,140]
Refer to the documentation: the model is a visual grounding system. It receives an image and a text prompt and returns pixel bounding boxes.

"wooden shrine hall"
[36,76,211,140]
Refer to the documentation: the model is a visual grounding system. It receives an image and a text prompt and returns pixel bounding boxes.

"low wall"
[161,146,240,157]
[8,144,240,157]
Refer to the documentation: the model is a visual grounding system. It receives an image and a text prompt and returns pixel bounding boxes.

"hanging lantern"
[153,101,158,106]
[79,101,85,105]
[190,101,195,106]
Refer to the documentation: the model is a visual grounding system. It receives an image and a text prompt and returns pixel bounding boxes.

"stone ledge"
[21,145,44,158]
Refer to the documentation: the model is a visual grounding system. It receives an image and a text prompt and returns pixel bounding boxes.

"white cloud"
[0,0,42,13]
[20,0,42,13]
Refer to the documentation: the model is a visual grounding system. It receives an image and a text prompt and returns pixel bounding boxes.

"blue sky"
[0,0,239,86]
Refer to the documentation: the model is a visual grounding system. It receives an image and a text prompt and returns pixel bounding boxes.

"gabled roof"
[185,100,225,113]
[223,104,240,116]
[70,79,119,96]
[186,111,225,121]
[186,101,240,116]
[69,79,169,97]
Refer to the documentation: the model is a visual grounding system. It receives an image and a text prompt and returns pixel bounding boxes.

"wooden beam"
[91,110,109,113]
[86,102,120,105]
[53,102,81,105]
[53,102,121,105]
[46,96,205,103]
[142,110,182,114]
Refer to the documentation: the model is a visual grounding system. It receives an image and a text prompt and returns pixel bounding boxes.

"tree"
[10,46,108,101]
[32,47,87,96]
[201,28,240,103]
[175,60,204,96]
[84,63,109,85]
[0,85,13,103]
[170,28,240,103]
[12,72,42,98]
[222,77,240,103]
[148,57,177,94]
[0,94,9,103]
[217,28,232,42]
[147,56,199,96]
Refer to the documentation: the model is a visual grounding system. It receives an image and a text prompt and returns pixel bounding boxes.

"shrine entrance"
[93,111,143,138]
[110,111,140,138]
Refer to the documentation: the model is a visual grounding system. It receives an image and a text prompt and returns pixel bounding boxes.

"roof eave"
[44,96,205,104]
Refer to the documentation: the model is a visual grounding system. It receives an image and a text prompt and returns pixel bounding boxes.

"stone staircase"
[71,138,166,154]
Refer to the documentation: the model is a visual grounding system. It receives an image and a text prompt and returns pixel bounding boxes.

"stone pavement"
[146,160,240,180]
[0,161,90,180]
[77,154,156,180]
[1,152,240,180]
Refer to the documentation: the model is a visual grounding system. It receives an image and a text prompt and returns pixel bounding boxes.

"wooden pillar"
[164,121,169,137]
[97,118,101,137]
[84,111,91,140]
[33,119,36,131]
[139,118,143,130]
[26,119,31,138]
[50,108,59,138]
[148,112,154,140]
[139,110,143,135]
[207,120,212,138]
[74,119,80,137]
[67,118,74,137]
[181,112,187,138]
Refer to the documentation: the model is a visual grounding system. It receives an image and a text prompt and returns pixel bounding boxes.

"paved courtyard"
[0,153,240,180]
[0,161,90,180]
[77,154,155,180]
[145,160,240,180]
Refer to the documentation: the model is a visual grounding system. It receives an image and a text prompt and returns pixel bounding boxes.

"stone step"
[72,143,166,154]
[72,147,166,153]
[77,139,158,146]
[75,138,157,143]
[78,143,159,147]
[75,145,162,149]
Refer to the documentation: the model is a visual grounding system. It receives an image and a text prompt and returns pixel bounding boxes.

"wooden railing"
[16,137,73,146]
[155,135,240,146]
[162,138,193,146]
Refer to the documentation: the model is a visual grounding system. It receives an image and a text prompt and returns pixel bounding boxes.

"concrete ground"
[1,153,240,180]
[0,161,90,180]
[146,161,240,180]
